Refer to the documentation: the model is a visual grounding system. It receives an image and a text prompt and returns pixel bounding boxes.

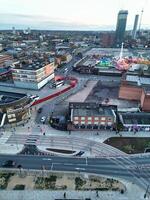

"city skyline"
[0,0,149,30]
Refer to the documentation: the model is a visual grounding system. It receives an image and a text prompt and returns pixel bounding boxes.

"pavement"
[0,185,147,200]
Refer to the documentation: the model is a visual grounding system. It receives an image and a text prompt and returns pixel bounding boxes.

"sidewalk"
[0,183,148,200]
[4,124,150,143]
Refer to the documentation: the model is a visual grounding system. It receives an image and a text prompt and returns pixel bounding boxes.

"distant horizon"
[0,0,149,31]
[1,27,150,32]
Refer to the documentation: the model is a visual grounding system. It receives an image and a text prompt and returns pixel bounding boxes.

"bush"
[35,175,57,189]
[75,177,86,190]
[0,173,14,189]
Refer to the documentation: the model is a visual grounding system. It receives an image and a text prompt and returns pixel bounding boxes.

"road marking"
[42,158,52,161]
[75,168,85,171]
[63,163,73,166]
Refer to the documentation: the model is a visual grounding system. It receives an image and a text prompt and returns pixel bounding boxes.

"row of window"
[73,121,112,125]
[74,116,112,121]
[13,71,45,80]
[12,69,36,75]
[73,124,113,129]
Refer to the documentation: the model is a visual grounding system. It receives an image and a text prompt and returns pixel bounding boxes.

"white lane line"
[42,158,52,161]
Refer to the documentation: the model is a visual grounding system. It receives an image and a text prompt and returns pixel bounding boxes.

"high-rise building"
[12,27,16,35]
[132,14,139,39]
[115,10,128,46]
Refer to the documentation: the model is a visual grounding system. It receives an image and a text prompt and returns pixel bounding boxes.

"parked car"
[34,96,39,101]
[41,116,46,123]
[29,95,39,100]
[38,108,43,113]
[2,160,16,168]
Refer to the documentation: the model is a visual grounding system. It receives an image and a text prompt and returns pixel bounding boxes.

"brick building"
[119,75,150,112]
[68,102,117,131]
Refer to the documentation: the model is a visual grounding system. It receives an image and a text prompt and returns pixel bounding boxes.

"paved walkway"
[0,181,148,200]
[66,80,98,102]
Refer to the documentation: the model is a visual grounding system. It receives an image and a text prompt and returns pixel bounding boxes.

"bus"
[52,80,64,88]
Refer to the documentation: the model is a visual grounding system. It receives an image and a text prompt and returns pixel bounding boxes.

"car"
[34,96,40,101]
[38,108,42,113]
[2,160,16,168]
[41,116,46,123]
[29,95,39,100]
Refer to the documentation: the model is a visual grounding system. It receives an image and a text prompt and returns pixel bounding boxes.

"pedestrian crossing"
[5,134,126,157]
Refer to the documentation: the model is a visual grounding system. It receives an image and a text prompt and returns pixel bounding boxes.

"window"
[81,117,85,120]
[74,117,78,120]
[108,117,112,121]
[101,121,105,125]
[94,121,99,125]
[87,125,92,129]
[74,121,78,125]
[81,125,85,129]
[101,117,106,121]
[93,125,98,129]
[108,122,112,125]
[87,121,92,124]
[81,121,85,124]
[8,118,16,122]
[94,117,99,120]
[7,114,16,119]
[88,117,92,120]
[74,125,79,129]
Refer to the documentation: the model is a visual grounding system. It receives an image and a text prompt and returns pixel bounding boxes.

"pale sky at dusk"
[0,0,149,30]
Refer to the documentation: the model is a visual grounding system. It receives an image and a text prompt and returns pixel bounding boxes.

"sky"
[0,0,149,30]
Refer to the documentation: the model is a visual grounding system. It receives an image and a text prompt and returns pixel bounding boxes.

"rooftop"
[85,48,132,57]
[0,91,27,105]
[126,75,150,86]
[13,59,53,71]
[120,112,150,125]
[73,107,114,117]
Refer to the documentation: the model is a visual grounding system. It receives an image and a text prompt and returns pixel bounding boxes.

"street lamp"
[144,185,150,199]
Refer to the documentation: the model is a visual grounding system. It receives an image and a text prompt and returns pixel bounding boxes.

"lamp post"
[144,185,150,199]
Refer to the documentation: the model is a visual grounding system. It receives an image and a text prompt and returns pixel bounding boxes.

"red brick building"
[119,75,150,112]
[68,102,116,131]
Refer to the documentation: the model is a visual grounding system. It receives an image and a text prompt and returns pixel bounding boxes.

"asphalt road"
[1,154,150,191]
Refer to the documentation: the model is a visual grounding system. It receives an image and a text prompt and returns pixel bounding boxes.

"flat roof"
[121,113,150,125]
[126,75,150,86]
[83,59,97,67]
[13,59,53,70]
[0,91,27,105]
[73,107,113,117]
[85,48,132,57]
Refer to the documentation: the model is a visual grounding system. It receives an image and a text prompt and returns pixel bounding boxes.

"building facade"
[132,14,139,39]
[0,91,32,127]
[119,74,150,112]
[68,102,116,131]
[119,112,150,131]
[12,60,55,90]
[115,10,128,46]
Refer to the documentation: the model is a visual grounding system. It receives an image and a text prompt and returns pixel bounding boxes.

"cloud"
[0,13,149,30]
[0,13,112,30]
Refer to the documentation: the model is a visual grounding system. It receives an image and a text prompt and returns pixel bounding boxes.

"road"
[0,154,150,192]
[6,134,126,157]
